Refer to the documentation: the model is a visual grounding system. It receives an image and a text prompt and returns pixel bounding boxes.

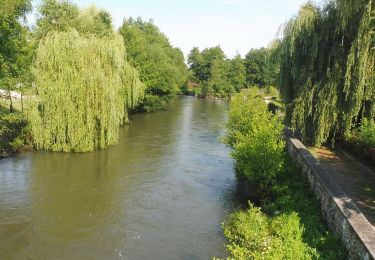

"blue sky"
[30,0,309,58]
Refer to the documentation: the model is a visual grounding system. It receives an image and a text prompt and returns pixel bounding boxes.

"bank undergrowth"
[219,90,346,259]
[0,105,30,156]
[342,118,375,166]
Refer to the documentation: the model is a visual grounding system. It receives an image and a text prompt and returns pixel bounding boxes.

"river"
[0,96,240,259]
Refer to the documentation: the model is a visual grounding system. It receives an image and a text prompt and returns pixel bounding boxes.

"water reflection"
[0,96,239,259]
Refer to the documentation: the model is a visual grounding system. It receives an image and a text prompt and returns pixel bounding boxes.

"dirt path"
[309,146,375,227]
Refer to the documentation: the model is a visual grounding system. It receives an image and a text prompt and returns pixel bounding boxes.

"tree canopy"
[34,0,79,40]
[244,48,268,87]
[277,0,374,146]
[244,46,280,88]
[119,17,188,111]
[34,0,113,39]
[28,1,144,152]
[0,0,32,110]
[187,46,246,98]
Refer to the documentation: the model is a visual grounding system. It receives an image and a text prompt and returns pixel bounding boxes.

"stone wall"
[287,138,375,260]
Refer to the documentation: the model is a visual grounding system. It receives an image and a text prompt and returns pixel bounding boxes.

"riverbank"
[289,138,375,259]
[0,96,239,259]
[221,153,346,259]
[0,92,181,157]
[220,91,346,259]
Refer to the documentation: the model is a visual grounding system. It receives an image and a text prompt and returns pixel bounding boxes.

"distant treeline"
[185,46,278,98]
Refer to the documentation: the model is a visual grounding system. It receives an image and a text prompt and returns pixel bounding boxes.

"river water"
[0,96,239,259]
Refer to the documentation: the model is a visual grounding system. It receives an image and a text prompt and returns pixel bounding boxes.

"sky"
[30,0,309,58]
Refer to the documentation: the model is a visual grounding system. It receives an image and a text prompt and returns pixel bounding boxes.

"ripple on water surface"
[0,96,240,259]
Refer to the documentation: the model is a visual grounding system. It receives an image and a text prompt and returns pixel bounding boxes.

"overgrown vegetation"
[355,119,375,148]
[220,91,346,259]
[343,119,375,165]
[0,106,29,156]
[222,156,346,260]
[276,0,374,146]
[0,0,31,155]
[223,89,285,198]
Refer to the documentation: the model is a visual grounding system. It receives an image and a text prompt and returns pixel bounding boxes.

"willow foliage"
[278,0,374,146]
[28,30,144,152]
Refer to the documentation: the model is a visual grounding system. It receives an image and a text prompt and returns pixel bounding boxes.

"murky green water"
[0,96,239,259]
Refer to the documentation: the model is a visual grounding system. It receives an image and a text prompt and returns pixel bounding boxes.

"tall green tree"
[187,47,205,81]
[244,48,268,87]
[188,46,226,83]
[77,6,113,37]
[188,46,242,98]
[35,0,113,39]
[205,58,228,97]
[34,0,79,40]
[28,3,144,152]
[278,0,374,146]
[227,54,246,92]
[264,40,281,87]
[119,17,188,111]
[0,0,32,111]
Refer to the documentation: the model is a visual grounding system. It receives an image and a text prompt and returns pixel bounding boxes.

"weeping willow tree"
[277,0,374,146]
[28,30,144,152]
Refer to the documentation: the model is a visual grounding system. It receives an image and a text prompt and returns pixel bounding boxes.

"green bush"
[343,118,375,166]
[141,94,170,112]
[224,89,285,194]
[265,157,346,259]
[221,90,346,259]
[357,119,375,148]
[193,86,202,97]
[220,156,346,260]
[0,107,29,155]
[223,204,314,260]
[224,89,272,147]
[264,86,279,98]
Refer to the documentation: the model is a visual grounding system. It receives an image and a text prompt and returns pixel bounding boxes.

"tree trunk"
[21,92,24,113]
[7,88,13,113]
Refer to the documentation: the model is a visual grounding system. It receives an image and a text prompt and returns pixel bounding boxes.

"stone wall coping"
[288,137,375,259]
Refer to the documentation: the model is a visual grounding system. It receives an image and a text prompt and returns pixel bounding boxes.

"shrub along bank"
[220,90,346,259]
[0,106,30,157]
[341,119,375,166]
